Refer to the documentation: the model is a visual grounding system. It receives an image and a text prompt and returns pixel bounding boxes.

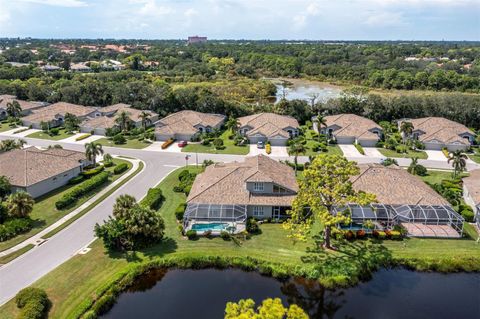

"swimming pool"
[191,223,229,232]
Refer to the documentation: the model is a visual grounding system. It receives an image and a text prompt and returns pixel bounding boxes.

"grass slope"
[377,148,428,159]
[26,129,74,141]
[95,137,151,149]
[1,167,479,319]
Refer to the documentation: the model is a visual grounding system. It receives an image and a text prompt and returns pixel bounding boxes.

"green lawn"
[420,169,468,185]
[0,123,17,132]
[96,137,151,149]
[468,148,480,164]
[27,128,74,141]
[1,166,479,319]
[377,148,428,159]
[181,130,249,155]
[0,159,132,252]
[301,130,343,156]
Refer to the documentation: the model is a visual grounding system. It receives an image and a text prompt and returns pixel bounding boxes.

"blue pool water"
[191,223,228,231]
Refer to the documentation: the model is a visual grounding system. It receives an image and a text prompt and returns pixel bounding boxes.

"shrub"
[385,230,392,238]
[344,230,355,240]
[461,209,475,222]
[175,203,186,221]
[356,229,366,239]
[113,163,128,174]
[55,172,109,209]
[67,175,84,185]
[161,138,175,149]
[0,218,32,242]
[213,138,224,149]
[201,139,211,146]
[81,165,105,178]
[354,143,365,155]
[408,164,427,176]
[372,230,379,238]
[178,170,191,182]
[49,128,59,136]
[389,230,402,240]
[395,145,408,153]
[377,231,386,239]
[113,134,126,144]
[220,231,231,240]
[246,218,260,234]
[15,287,49,319]
[266,144,271,154]
[442,148,450,158]
[75,133,91,141]
[141,188,163,210]
[104,161,114,167]
[186,229,197,240]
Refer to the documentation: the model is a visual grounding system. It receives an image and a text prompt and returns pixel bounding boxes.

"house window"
[252,206,264,217]
[253,182,264,192]
[273,185,286,193]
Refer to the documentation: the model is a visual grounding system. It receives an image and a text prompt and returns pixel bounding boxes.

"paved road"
[0,135,478,305]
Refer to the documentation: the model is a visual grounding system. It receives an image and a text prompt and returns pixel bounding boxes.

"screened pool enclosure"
[183,204,248,234]
[334,204,464,237]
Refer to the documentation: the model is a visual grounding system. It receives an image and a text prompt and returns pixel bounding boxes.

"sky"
[0,0,479,40]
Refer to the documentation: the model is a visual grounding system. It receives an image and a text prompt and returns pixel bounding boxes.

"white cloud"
[306,2,320,16]
[18,0,88,7]
[184,8,198,18]
[135,0,173,16]
[364,11,407,27]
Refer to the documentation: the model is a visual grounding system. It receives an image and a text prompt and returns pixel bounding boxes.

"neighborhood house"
[154,110,226,141]
[463,169,480,227]
[238,113,299,146]
[0,147,89,198]
[184,155,298,234]
[22,102,98,129]
[313,114,383,147]
[0,95,46,119]
[400,117,475,151]
[337,164,464,238]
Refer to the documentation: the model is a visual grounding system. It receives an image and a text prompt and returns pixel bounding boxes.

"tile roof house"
[238,113,299,146]
[185,155,298,227]
[80,104,158,135]
[154,110,226,141]
[0,95,46,119]
[22,102,98,129]
[0,147,88,198]
[313,114,383,147]
[341,164,464,237]
[463,169,480,226]
[400,117,475,151]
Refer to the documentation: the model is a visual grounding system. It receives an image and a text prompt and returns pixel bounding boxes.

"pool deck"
[185,221,246,235]
[401,223,461,238]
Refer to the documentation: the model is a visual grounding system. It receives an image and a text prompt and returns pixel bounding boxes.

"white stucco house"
[463,170,480,226]
[237,113,299,146]
[21,102,98,129]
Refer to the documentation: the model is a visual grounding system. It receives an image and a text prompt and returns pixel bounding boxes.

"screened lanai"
[183,203,248,234]
[393,204,464,237]
[333,204,398,231]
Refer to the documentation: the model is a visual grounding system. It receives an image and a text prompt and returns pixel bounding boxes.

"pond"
[102,268,480,319]
[271,78,343,103]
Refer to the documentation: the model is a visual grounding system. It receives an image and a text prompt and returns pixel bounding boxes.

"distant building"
[187,36,207,44]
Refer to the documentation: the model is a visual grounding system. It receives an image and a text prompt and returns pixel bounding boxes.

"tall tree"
[0,176,12,199]
[312,114,327,142]
[225,116,240,133]
[0,139,25,152]
[287,138,306,176]
[115,110,132,132]
[284,155,375,250]
[113,194,137,220]
[138,111,151,130]
[6,191,35,218]
[399,121,414,148]
[64,112,80,133]
[448,150,468,178]
[6,100,22,118]
[84,142,104,167]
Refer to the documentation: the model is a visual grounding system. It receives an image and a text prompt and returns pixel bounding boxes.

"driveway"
[338,144,364,158]
[248,145,288,157]
[0,127,40,137]
[363,147,385,158]
[425,150,447,161]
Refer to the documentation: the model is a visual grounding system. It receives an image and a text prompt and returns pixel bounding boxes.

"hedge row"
[15,287,50,319]
[141,188,164,210]
[55,172,110,210]
[75,133,91,141]
[0,218,32,242]
[81,166,105,178]
[113,163,128,175]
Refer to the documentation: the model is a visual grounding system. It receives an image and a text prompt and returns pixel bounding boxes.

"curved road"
[0,136,477,305]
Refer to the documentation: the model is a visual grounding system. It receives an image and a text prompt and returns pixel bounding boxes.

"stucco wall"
[24,166,81,198]
[247,205,273,218]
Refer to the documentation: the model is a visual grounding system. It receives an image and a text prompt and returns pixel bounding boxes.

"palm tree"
[408,157,419,175]
[399,121,414,148]
[64,112,80,133]
[0,139,25,152]
[313,113,327,142]
[448,150,468,178]
[6,191,35,218]
[112,194,137,220]
[6,100,22,118]
[85,142,104,167]
[139,111,151,130]
[103,153,113,165]
[225,116,240,133]
[115,111,132,132]
[288,138,306,176]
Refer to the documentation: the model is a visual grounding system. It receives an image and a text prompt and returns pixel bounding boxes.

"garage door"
[249,136,268,144]
[358,139,378,147]
[424,142,443,151]
[269,138,288,146]
[336,136,355,144]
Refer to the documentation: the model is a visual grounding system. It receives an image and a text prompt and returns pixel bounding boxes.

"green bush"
[55,172,109,209]
[113,134,126,144]
[0,218,32,242]
[354,143,365,155]
[186,229,197,240]
[141,188,163,210]
[389,230,402,240]
[377,231,386,239]
[67,175,84,185]
[220,231,230,240]
[15,287,49,319]
[461,209,475,222]
[81,165,105,178]
[246,218,260,234]
[113,163,128,174]
[175,203,186,221]
[395,145,408,153]
[49,128,59,136]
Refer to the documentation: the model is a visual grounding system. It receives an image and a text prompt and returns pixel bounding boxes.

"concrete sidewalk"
[0,157,140,259]
[339,144,365,157]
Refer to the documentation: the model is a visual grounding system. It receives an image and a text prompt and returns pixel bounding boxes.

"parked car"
[178,140,188,147]
[257,141,265,149]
